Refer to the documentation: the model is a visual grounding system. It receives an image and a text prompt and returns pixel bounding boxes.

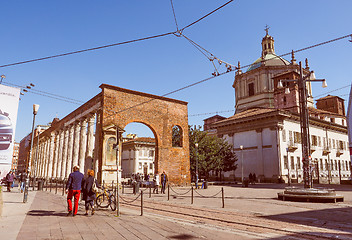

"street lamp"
[0,75,5,84]
[240,145,243,183]
[34,126,41,186]
[23,104,39,203]
[278,61,327,188]
[195,143,199,187]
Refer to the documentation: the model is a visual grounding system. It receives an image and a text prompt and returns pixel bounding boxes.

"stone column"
[43,138,49,178]
[52,133,60,178]
[56,130,64,178]
[38,141,44,177]
[86,114,95,173]
[66,125,74,177]
[94,112,101,179]
[61,128,68,179]
[78,118,87,174]
[72,122,81,168]
[47,133,55,178]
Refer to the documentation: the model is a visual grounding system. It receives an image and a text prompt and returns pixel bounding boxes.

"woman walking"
[83,169,99,216]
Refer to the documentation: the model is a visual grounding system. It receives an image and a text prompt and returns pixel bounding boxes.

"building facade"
[121,137,155,178]
[207,31,350,184]
[20,84,190,185]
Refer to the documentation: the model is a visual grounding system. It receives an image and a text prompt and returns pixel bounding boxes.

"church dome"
[247,53,290,72]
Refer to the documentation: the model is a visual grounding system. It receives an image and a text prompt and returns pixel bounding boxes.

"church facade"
[205,30,350,184]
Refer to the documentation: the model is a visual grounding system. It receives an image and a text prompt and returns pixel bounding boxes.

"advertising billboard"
[0,84,20,178]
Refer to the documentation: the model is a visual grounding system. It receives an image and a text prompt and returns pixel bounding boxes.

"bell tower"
[261,25,275,57]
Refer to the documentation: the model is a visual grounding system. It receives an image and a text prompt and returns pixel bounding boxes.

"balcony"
[336,147,344,157]
[322,147,331,156]
[287,141,298,152]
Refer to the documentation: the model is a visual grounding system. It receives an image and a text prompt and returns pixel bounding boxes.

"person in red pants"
[65,166,84,216]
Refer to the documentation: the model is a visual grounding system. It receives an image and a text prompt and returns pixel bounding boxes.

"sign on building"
[0,84,20,178]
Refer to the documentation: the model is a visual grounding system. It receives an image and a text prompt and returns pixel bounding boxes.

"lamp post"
[286,147,291,186]
[195,143,199,184]
[34,126,41,184]
[240,145,243,183]
[278,61,327,188]
[0,75,5,84]
[23,104,39,203]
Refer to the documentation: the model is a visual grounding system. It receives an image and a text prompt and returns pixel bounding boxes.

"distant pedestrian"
[153,172,159,194]
[82,169,99,216]
[161,171,168,194]
[252,173,257,184]
[66,166,84,216]
[6,170,16,192]
[195,172,199,189]
[19,171,27,193]
[249,173,253,184]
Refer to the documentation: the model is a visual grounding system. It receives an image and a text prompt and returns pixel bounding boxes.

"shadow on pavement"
[27,210,67,217]
[169,233,196,239]
[262,207,352,233]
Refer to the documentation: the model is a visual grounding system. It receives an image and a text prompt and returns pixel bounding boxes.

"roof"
[316,95,345,102]
[214,108,279,125]
[247,53,290,72]
[123,137,155,144]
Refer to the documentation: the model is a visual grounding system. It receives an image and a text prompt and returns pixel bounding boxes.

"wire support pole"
[222,187,225,208]
[298,62,312,189]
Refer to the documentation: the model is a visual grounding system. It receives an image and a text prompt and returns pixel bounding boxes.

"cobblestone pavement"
[1,183,352,239]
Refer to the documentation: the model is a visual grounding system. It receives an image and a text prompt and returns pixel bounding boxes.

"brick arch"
[99,84,190,185]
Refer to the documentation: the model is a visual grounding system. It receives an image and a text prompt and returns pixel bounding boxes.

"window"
[172,125,183,147]
[325,159,328,171]
[294,132,301,144]
[333,139,335,149]
[338,140,343,150]
[320,159,323,170]
[149,163,153,170]
[149,150,154,158]
[318,136,321,147]
[248,83,255,96]
[297,157,301,169]
[311,135,318,146]
[334,160,337,170]
[138,162,142,169]
[346,161,349,171]
[289,131,293,143]
[282,130,286,142]
[284,156,288,169]
[290,156,295,169]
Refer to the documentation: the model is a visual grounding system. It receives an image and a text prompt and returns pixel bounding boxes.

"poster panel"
[0,84,20,178]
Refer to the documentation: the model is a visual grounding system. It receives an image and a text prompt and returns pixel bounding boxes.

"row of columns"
[31,112,99,180]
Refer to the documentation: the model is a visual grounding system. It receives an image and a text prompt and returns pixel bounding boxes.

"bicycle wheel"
[96,193,109,208]
[109,195,116,211]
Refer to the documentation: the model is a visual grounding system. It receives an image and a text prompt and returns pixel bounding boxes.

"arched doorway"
[97,84,190,186]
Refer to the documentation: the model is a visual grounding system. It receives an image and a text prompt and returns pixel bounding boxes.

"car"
[0,110,13,150]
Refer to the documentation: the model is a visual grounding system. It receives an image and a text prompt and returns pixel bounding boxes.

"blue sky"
[0,0,351,141]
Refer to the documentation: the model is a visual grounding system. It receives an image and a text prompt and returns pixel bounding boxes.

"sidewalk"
[0,187,251,240]
[0,187,37,239]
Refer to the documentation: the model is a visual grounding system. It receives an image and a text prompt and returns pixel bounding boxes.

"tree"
[189,126,237,180]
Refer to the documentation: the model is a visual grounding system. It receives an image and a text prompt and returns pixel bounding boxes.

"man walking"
[66,166,84,216]
[160,171,168,194]
[19,171,27,193]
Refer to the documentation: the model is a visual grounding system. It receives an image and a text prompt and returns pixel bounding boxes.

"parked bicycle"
[96,186,116,211]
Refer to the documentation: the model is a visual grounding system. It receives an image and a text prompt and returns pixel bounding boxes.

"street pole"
[287,148,290,186]
[195,143,198,186]
[23,104,39,203]
[240,145,243,183]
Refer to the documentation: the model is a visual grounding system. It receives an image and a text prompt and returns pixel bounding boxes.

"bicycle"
[95,186,116,211]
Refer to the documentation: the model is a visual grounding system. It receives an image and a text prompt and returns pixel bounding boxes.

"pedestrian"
[65,166,84,216]
[160,171,168,194]
[6,170,16,192]
[153,172,159,194]
[82,169,99,216]
[19,171,27,193]
[253,173,257,184]
[249,173,253,184]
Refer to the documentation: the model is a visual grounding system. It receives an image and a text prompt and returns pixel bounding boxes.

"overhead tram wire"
[0,1,235,69]
[2,81,83,105]
[104,33,352,119]
[170,0,179,31]
[313,84,351,99]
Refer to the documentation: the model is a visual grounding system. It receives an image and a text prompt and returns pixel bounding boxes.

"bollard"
[62,179,65,196]
[141,190,143,216]
[45,178,48,191]
[55,180,58,194]
[222,187,224,208]
[112,181,114,193]
[122,184,124,194]
[103,180,105,189]
[33,178,35,191]
[191,186,194,204]
[149,185,151,198]
[50,179,52,192]
[167,185,170,201]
